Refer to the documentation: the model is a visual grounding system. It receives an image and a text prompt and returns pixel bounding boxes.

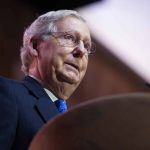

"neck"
[45,81,78,100]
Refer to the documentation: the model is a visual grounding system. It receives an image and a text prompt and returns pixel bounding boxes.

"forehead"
[56,16,91,40]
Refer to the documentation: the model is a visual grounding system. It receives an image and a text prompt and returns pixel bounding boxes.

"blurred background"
[0,0,149,108]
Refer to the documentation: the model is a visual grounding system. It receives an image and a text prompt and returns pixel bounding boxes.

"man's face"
[35,16,91,97]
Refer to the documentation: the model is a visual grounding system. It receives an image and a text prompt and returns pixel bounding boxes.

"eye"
[84,42,91,52]
[63,33,76,42]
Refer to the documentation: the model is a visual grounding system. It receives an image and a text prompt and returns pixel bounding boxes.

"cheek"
[38,52,54,75]
[42,55,52,68]
[53,50,67,69]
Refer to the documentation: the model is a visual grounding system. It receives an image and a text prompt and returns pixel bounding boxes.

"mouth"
[65,62,79,71]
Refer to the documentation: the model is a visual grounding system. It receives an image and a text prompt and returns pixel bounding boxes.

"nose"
[72,41,87,58]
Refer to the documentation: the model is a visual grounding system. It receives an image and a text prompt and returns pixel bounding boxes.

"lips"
[65,62,79,71]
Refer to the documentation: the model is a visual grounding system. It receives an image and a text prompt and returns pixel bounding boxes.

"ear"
[29,37,40,57]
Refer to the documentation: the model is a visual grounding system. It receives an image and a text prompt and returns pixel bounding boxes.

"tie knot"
[55,99,68,113]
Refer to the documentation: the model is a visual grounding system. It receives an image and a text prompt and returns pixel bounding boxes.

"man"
[0,10,95,150]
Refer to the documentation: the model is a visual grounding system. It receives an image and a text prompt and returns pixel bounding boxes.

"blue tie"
[55,99,68,113]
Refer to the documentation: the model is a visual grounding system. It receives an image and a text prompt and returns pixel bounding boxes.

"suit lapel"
[35,97,59,122]
[22,76,59,122]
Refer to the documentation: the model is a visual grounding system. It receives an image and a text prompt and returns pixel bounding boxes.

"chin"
[68,78,79,84]
[56,71,80,84]
[62,76,79,84]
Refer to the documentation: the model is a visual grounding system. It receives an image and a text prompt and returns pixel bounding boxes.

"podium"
[29,93,150,150]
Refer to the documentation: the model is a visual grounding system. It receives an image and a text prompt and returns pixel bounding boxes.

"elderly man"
[0,10,95,150]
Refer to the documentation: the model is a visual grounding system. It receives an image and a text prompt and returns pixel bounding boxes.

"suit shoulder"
[0,76,22,85]
[0,76,25,94]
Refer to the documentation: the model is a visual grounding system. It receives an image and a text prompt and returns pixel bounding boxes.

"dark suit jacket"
[0,76,60,150]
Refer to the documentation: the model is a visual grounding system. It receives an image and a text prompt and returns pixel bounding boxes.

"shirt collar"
[44,88,58,102]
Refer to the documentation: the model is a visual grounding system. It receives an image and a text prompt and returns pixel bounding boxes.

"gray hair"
[20,10,86,74]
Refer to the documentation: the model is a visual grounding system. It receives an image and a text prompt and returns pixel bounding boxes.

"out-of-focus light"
[78,0,150,82]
